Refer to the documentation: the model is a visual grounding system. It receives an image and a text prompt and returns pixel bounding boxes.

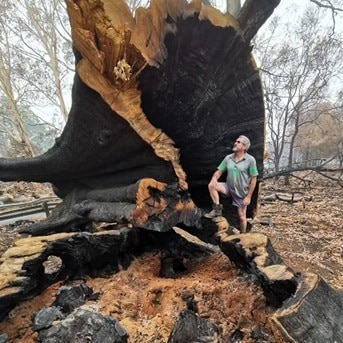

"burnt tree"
[2,3,343,342]
[0,0,280,235]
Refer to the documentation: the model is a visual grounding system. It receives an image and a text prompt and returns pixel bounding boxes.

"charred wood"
[217,231,343,342]
[237,0,281,42]
[0,0,266,235]
[0,227,214,320]
[167,309,220,342]
[37,307,128,343]
[217,232,300,308]
[272,273,343,343]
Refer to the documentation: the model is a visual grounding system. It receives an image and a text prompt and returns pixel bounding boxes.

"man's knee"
[238,214,246,221]
[237,208,247,220]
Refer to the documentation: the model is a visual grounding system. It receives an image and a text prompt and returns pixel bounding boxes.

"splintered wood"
[65,0,239,190]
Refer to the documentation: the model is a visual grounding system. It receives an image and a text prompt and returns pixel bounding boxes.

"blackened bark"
[0,226,214,320]
[0,0,266,235]
[272,273,343,343]
[217,231,343,342]
[217,232,299,308]
[237,0,281,42]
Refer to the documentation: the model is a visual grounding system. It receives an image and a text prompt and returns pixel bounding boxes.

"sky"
[213,0,342,33]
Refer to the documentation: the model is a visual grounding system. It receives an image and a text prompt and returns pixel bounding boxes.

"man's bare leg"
[205,182,228,218]
[208,182,228,204]
[237,206,247,233]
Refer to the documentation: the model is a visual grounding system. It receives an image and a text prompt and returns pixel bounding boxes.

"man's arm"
[209,169,224,188]
[210,169,223,182]
[242,175,257,206]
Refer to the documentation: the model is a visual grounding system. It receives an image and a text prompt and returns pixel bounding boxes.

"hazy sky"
[212,0,343,33]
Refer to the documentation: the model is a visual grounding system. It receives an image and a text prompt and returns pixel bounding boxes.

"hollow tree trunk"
[0,0,280,235]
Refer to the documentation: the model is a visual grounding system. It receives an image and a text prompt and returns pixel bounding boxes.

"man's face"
[232,138,245,152]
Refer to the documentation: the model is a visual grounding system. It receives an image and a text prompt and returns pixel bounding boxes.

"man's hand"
[242,195,251,206]
[243,176,257,206]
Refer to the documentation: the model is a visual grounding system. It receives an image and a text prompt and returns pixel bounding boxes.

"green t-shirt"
[217,153,258,199]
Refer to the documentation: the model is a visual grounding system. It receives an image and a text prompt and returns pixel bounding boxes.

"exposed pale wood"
[217,232,299,307]
[217,231,343,342]
[76,59,188,190]
[67,0,190,189]
[0,226,214,321]
[0,229,136,320]
[0,0,266,235]
[272,273,343,343]
[66,0,247,191]
[132,178,200,231]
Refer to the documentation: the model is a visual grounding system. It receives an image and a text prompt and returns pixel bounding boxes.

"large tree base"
[0,0,272,236]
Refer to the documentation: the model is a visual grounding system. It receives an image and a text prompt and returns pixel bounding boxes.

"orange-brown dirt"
[0,176,342,343]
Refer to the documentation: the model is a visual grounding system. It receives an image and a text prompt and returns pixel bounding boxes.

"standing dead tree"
[0,0,280,235]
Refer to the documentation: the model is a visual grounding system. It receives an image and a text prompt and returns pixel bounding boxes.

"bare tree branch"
[263,165,343,187]
[309,0,343,12]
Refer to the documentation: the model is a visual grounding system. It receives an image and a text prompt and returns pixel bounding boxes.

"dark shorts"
[221,183,246,209]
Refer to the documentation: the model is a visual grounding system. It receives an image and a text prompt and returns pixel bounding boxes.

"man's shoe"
[204,203,223,218]
[232,227,240,235]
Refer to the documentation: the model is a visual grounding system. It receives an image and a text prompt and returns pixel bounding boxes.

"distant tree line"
[0,0,72,157]
[253,1,343,183]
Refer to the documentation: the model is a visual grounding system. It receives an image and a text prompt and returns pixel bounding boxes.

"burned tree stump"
[0,0,281,235]
[217,231,343,343]
[2,2,341,342]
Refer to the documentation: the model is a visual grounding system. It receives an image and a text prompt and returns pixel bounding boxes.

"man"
[204,135,258,233]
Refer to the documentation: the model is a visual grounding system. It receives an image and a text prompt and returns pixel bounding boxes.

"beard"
[232,146,237,152]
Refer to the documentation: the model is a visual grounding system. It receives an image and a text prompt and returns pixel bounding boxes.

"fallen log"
[275,193,313,203]
[272,273,343,343]
[217,231,343,342]
[0,230,133,320]
[217,232,299,308]
[0,0,278,235]
[260,193,313,203]
[0,226,215,320]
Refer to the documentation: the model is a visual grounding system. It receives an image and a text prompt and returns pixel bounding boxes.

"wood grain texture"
[0,0,265,234]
